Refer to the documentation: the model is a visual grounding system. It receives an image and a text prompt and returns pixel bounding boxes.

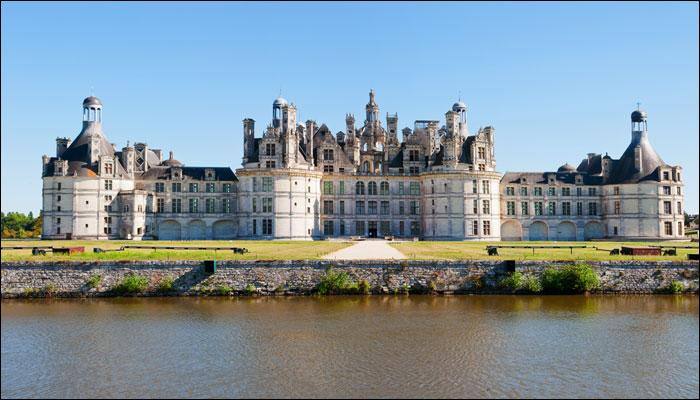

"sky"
[1,1,698,214]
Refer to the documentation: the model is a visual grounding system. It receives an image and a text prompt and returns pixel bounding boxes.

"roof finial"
[90,85,94,97]
[279,87,282,97]
[458,90,462,102]
[636,101,641,110]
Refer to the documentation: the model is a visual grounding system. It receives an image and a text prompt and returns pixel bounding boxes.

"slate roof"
[607,132,667,184]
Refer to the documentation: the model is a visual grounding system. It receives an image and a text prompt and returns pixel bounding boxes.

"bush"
[112,274,149,295]
[499,272,524,292]
[666,280,684,294]
[217,285,233,295]
[86,274,102,289]
[156,277,174,293]
[521,275,543,293]
[358,279,371,294]
[541,264,599,294]
[399,283,410,294]
[316,267,354,295]
[427,280,437,293]
[42,284,57,297]
[244,283,256,295]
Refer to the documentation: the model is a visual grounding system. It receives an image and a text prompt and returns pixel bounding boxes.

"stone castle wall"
[1,260,697,298]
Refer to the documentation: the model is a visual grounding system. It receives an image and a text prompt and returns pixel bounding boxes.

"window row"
[155,198,233,213]
[506,201,598,216]
[155,182,232,193]
[322,220,421,237]
[505,186,598,197]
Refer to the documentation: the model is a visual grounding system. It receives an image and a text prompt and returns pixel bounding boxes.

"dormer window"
[663,171,669,180]
[265,143,276,156]
[105,164,113,175]
[323,149,334,161]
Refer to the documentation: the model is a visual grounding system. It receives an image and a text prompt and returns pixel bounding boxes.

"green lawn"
[391,240,698,261]
[0,239,352,262]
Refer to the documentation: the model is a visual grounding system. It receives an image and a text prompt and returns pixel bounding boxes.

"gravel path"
[323,240,407,260]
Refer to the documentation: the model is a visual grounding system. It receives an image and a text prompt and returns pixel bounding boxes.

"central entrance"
[368,221,378,238]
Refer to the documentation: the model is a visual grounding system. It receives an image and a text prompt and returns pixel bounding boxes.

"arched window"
[368,181,377,195]
[376,161,383,174]
[362,143,368,152]
[380,181,389,195]
[362,161,370,173]
[376,142,384,151]
[355,181,365,195]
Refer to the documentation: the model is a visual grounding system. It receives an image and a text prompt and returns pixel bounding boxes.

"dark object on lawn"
[53,246,85,255]
[487,246,499,256]
[204,260,217,274]
[31,248,47,256]
[620,246,661,256]
[688,253,699,261]
[233,248,248,254]
[662,249,677,256]
[93,248,104,253]
[609,249,620,255]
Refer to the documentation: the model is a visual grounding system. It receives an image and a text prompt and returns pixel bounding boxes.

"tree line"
[1,212,42,238]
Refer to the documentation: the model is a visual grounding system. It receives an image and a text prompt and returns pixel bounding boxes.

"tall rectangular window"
[472,220,479,235]
[615,201,622,214]
[399,221,405,236]
[506,201,515,216]
[222,198,231,213]
[663,186,671,195]
[472,180,478,194]
[535,202,543,215]
[562,187,571,196]
[156,198,164,213]
[483,221,490,236]
[252,177,257,192]
[614,186,620,195]
[562,202,571,215]
[339,181,345,194]
[189,183,199,193]
[588,187,596,196]
[189,198,199,213]
[534,187,542,196]
[588,202,597,216]
[473,199,478,214]
[323,182,333,195]
[676,187,681,195]
[323,200,333,215]
[206,183,216,193]
[339,200,345,215]
[223,183,232,193]
[356,201,365,215]
[576,202,583,216]
[521,202,529,215]
[339,221,346,236]
[262,198,273,213]
[410,221,420,236]
[482,180,490,194]
[548,187,556,196]
[356,221,365,235]
[206,198,215,213]
[262,219,273,235]
[155,182,164,192]
[265,143,275,156]
[410,201,419,215]
[678,222,683,236]
[520,187,528,196]
[398,182,404,195]
[172,182,181,192]
[252,198,257,212]
[323,149,334,161]
[380,201,390,215]
[663,201,671,214]
[323,220,334,235]
[368,201,377,215]
[548,202,556,215]
[409,182,420,195]
[576,187,582,196]
[262,177,273,192]
[677,202,682,214]
[482,200,490,214]
[399,201,405,215]
[506,187,514,196]
[478,147,485,159]
[664,221,672,235]
[172,198,182,213]
[104,180,113,190]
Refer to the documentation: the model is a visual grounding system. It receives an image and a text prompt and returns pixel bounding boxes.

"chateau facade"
[41,92,685,241]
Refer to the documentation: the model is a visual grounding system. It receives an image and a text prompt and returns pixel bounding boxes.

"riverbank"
[1,260,697,298]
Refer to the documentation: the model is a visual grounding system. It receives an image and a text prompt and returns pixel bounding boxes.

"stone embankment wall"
[1,260,698,298]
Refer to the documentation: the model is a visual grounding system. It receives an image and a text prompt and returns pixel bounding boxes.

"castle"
[41,91,685,241]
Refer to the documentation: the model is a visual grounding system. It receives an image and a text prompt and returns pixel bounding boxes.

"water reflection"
[2,296,698,398]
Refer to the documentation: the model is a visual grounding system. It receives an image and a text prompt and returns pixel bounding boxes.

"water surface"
[2,296,698,398]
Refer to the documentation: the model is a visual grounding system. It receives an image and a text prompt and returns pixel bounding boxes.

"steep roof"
[608,131,667,184]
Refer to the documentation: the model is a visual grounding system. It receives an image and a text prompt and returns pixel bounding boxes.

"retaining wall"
[1,260,698,298]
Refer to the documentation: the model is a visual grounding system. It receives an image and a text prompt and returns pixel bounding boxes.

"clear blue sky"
[2,2,698,214]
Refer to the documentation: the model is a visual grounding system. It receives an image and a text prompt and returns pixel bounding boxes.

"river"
[2,296,698,398]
